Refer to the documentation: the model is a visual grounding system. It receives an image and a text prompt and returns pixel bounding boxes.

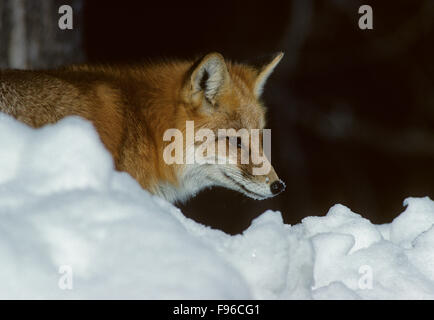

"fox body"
[0,53,285,203]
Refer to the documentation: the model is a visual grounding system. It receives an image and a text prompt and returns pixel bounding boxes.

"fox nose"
[270,180,286,195]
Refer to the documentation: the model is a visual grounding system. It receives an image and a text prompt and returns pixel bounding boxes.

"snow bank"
[1,114,434,299]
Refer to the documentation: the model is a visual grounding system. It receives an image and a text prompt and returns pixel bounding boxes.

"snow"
[1,114,434,300]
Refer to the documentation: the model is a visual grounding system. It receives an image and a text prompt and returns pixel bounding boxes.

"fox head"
[160,52,285,203]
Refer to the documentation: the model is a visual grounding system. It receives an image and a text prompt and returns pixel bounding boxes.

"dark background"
[3,0,434,234]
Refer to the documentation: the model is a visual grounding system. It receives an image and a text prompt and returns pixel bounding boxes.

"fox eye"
[223,136,242,148]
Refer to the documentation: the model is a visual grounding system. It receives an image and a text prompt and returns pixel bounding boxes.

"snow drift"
[0,114,434,299]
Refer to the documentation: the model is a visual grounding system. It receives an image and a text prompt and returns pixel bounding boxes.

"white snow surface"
[1,114,434,300]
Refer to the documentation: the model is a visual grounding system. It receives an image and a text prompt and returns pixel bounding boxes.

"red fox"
[0,52,285,203]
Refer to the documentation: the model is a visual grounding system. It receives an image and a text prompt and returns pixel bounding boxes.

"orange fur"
[0,53,285,202]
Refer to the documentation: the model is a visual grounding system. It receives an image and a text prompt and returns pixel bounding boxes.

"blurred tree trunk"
[0,0,84,69]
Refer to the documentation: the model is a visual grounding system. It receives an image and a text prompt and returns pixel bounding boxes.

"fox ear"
[254,52,284,98]
[190,53,229,106]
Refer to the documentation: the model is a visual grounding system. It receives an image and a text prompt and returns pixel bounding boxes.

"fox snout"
[259,165,286,198]
[266,165,286,196]
[216,160,285,201]
[270,180,286,195]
